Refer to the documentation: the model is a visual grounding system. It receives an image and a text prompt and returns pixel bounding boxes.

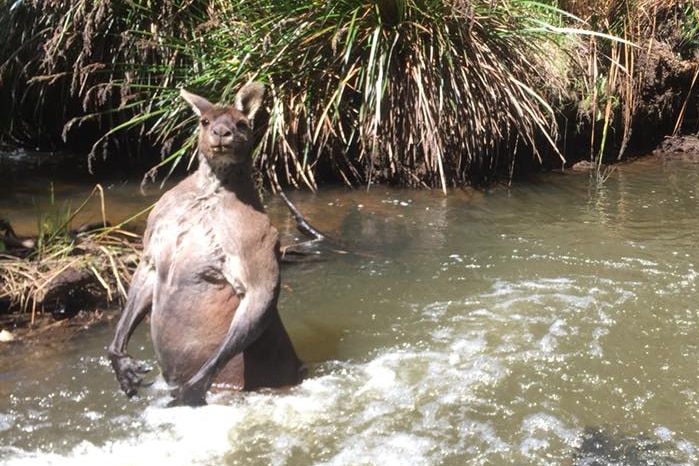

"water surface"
[1,155,697,465]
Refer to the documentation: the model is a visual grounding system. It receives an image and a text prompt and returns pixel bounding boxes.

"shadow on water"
[574,425,683,466]
[1,152,698,465]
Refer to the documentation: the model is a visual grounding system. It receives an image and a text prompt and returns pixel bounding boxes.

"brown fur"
[108,83,302,406]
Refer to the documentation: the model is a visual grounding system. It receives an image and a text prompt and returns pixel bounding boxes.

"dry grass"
[0,185,144,324]
[2,0,576,190]
[0,232,139,321]
[563,0,699,182]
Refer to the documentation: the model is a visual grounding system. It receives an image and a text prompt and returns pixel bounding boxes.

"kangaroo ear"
[180,89,214,117]
[234,82,265,121]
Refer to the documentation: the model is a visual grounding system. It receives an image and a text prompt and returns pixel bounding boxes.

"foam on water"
[1,332,510,465]
[3,275,698,466]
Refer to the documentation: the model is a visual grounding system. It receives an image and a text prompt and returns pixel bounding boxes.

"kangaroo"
[108,82,302,406]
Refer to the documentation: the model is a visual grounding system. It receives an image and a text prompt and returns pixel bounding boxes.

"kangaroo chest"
[145,186,273,290]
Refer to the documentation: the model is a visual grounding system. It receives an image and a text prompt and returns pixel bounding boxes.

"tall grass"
[176,1,578,191]
[558,0,698,183]
[5,1,696,190]
[0,0,204,156]
[2,0,580,190]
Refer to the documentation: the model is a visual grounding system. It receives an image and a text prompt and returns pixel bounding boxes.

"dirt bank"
[652,134,699,161]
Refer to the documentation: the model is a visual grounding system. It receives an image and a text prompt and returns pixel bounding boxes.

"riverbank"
[0,221,141,342]
[0,308,115,346]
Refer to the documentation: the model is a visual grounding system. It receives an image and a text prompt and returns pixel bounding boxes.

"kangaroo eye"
[200,118,210,127]
[236,120,250,131]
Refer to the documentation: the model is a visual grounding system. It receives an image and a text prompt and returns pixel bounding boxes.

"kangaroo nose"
[212,125,232,137]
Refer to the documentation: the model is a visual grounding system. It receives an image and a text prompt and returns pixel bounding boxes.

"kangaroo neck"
[195,158,264,212]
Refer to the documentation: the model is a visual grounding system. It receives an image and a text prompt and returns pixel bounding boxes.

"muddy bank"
[0,277,120,345]
[0,223,141,344]
[652,134,699,161]
[529,3,699,173]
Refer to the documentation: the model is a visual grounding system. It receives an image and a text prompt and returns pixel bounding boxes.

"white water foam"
[3,270,697,465]
[1,334,511,466]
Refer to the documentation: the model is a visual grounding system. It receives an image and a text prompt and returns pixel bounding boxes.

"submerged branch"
[277,191,359,261]
[279,191,326,242]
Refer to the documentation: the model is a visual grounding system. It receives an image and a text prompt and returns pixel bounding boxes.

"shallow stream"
[1,154,697,465]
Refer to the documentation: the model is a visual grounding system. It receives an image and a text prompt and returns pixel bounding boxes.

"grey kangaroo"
[108,82,302,406]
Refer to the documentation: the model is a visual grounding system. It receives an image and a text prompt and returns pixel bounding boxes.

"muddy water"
[1,155,698,465]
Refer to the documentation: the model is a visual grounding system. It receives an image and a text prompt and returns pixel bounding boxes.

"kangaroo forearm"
[109,266,154,356]
[108,309,148,357]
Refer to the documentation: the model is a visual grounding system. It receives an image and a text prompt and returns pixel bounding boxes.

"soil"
[634,42,698,137]
[549,10,699,171]
[652,134,699,161]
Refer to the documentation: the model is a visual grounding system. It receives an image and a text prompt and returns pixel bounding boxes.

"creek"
[0,154,697,465]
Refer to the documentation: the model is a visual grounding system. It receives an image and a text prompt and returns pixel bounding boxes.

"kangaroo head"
[180,83,265,171]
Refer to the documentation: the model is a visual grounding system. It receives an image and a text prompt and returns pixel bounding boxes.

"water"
[1,155,698,465]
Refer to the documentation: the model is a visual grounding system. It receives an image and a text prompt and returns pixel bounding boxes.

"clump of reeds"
[4,1,696,190]
[0,185,143,325]
[561,0,699,183]
[1,0,578,190]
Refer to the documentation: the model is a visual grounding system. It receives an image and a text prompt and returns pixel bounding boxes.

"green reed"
[4,1,695,190]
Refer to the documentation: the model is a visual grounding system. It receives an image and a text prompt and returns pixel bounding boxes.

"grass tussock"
[2,1,697,190]
[560,0,699,182]
[0,185,144,324]
[232,0,571,191]
[1,0,579,191]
